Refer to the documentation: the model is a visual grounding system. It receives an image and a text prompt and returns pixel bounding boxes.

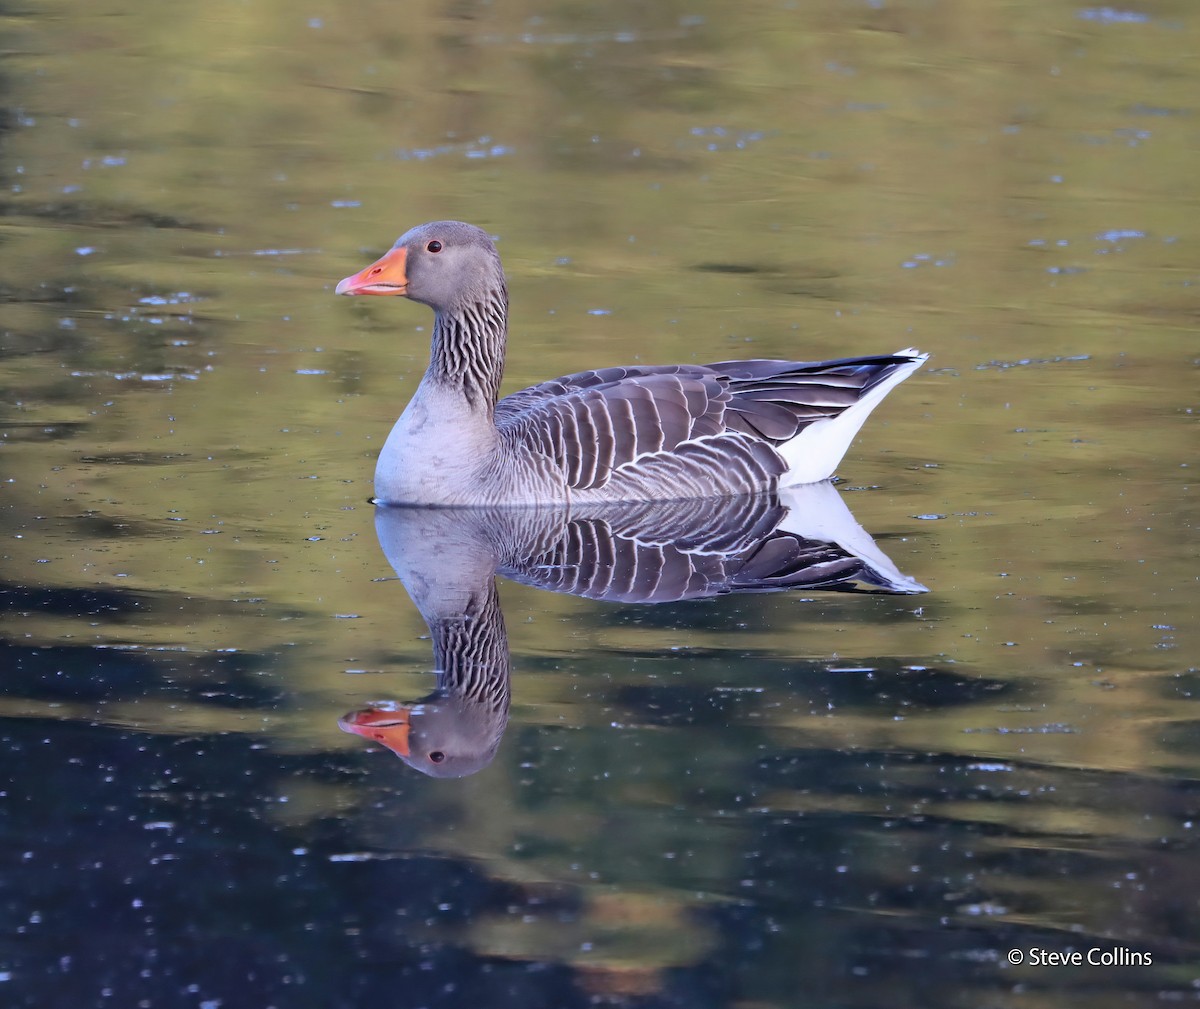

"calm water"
[2,1,1198,1006]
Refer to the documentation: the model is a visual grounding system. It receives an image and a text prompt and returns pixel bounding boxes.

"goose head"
[335,220,504,313]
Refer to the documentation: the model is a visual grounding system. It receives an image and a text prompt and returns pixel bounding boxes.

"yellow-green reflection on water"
[1,0,1198,1005]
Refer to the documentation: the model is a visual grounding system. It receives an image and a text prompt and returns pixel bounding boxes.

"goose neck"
[428,286,508,411]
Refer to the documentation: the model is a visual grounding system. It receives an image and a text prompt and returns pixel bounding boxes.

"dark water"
[2,1,1199,1006]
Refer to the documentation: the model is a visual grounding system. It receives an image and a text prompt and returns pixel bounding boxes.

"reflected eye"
[426,240,443,253]
[429,751,445,764]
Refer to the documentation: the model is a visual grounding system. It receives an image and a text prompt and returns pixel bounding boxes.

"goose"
[336,221,927,506]
[339,484,926,777]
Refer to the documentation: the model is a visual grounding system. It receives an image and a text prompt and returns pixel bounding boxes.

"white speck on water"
[140,292,197,306]
[961,901,1009,916]
[1096,228,1146,242]
[328,852,390,862]
[1077,7,1151,24]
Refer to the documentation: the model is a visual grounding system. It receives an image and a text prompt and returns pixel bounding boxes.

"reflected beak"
[335,246,409,296]
[338,705,411,757]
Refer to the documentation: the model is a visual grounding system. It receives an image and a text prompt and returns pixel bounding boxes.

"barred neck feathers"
[429,584,511,716]
[429,284,509,411]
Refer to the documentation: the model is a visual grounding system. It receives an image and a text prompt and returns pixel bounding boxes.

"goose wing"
[714,354,923,442]
[495,365,775,492]
[494,354,919,494]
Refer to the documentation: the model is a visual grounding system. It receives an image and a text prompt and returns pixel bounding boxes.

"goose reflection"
[339,482,925,777]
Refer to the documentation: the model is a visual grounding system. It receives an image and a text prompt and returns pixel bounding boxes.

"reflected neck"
[430,580,511,715]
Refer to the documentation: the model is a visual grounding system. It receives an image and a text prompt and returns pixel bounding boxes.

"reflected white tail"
[779,481,928,594]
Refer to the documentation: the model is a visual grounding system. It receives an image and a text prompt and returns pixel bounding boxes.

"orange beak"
[338,705,411,757]
[335,246,409,296]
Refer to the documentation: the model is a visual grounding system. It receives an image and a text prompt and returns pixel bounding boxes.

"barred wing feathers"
[494,352,924,494]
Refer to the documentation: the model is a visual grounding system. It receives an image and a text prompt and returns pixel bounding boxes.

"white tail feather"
[778,348,927,485]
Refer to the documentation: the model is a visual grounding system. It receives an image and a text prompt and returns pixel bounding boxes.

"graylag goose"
[336,221,927,506]
[339,484,925,777]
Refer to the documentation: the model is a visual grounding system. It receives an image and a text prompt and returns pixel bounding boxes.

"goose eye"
[429,751,446,763]
[426,240,443,253]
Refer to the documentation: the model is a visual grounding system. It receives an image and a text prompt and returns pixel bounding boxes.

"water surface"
[1,1,1198,1006]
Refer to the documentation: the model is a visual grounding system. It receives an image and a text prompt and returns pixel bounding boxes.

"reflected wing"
[498,493,922,604]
